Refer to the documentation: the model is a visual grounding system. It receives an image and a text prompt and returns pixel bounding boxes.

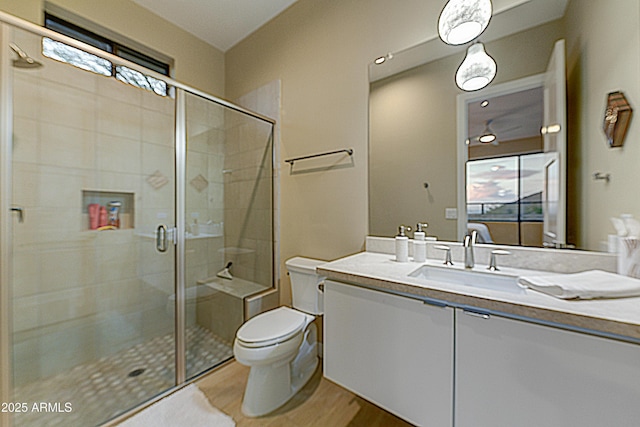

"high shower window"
[43,12,170,96]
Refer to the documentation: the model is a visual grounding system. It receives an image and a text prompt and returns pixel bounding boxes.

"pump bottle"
[395,225,411,262]
[413,222,428,263]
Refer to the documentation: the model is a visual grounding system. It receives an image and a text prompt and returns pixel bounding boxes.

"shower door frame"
[0,22,14,427]
[0,9,277,425]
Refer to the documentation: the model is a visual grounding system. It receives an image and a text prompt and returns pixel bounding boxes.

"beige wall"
[224,1,566,304]
[226,0,439,304]
[565,0,640,250]
[0,0,225,95]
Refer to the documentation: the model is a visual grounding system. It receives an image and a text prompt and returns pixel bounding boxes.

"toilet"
[233,256,325,417]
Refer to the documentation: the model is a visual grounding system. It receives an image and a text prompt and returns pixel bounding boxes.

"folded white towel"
[517,270,640,300]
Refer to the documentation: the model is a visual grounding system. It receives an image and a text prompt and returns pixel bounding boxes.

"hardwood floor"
[197,360,414,427]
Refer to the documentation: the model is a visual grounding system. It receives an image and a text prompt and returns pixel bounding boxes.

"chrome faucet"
[464,230,478,269]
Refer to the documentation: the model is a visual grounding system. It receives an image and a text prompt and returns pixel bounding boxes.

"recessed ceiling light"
[374,53,393,65]
[480,100,489,107]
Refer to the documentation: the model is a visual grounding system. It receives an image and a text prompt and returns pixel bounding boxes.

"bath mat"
[118,384,235,427]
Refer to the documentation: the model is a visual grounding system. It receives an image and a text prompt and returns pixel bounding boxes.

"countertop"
[317,251,640,342]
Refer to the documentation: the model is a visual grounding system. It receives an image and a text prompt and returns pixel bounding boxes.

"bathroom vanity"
[319,242,640,427]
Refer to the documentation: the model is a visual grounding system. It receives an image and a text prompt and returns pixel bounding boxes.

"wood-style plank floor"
[197,360,414,427]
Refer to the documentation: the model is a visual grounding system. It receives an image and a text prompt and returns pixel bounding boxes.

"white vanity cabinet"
[323,280,454,426]
[455,308,640,427]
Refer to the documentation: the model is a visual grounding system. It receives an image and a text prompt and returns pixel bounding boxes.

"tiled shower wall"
[10,29,177,386]
[184,94,226,290]
[223,84,277,289]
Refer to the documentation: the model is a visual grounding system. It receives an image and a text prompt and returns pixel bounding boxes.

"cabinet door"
[324,280,454,426]
[455,309,640,427]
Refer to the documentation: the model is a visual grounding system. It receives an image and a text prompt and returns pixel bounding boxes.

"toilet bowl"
[233,256,325,417]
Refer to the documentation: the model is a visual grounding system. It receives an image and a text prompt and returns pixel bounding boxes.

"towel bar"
[285,148,353,165]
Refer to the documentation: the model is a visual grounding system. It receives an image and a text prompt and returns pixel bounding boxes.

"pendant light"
[438,0,492,45]
[455,42,496,91]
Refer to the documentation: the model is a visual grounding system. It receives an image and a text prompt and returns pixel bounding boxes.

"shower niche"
[82,190,134,230]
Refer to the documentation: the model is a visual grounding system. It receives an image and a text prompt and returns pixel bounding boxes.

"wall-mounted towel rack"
[285,148,353,165]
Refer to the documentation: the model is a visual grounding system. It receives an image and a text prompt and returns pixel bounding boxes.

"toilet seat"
[236,307,309,348]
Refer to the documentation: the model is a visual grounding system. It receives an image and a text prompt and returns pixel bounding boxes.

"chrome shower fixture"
[9,42,42,69]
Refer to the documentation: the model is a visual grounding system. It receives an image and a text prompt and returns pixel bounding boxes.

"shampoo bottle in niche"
[395,225,411,262]
[108,201,121,228]
[413,222,428,263]
[98,206,108,227]
[88,203,100,230]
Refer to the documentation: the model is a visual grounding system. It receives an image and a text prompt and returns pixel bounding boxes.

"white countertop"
[317,251,640,342]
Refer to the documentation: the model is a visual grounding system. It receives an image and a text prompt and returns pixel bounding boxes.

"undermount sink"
[408,264,525,294]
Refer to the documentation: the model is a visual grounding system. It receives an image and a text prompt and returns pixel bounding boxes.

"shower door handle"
[11,206,24,223]
[156,224,168,252]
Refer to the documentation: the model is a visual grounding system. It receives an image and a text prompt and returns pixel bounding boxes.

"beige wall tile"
[96,134,141,174]
[12,294,39,332]
[142,109,174,146]
[12,117,39,164]
[38,166,91,209]
[39,123,96,169]
[40,246,96,292]
[97,98,142,139]
[38,286,97,326]
[95,239,138,282]
[97,75,143,105]
[39,80,96,131]
[13,73,40,120]
[39,56,100,94]
[12,162,40,208]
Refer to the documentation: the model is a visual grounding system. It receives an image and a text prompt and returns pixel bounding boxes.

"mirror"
[368,0,640,252]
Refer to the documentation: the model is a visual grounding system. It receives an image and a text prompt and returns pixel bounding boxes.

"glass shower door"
[182,92,274,379]
[7,26,177,426]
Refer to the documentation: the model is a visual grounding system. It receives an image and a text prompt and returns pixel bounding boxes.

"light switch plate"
[445,208,458,219]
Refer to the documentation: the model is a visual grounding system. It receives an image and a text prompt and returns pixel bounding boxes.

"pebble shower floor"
[12,325,232,427]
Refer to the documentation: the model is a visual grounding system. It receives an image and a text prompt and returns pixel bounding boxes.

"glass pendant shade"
[456,42,496,91]
[438,0,492,45]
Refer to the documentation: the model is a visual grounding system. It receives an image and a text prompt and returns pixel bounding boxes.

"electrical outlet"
[445,208,458,219]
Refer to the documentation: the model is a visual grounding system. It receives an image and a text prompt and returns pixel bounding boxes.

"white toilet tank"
[285,257,325,315]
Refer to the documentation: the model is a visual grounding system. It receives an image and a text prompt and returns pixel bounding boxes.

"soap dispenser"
[395,225,411,262]
[413,222,428,263]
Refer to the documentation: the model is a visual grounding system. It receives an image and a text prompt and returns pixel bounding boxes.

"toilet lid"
[236,307,308,347]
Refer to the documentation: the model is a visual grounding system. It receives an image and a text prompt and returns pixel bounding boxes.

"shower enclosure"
[0,11,275,427]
